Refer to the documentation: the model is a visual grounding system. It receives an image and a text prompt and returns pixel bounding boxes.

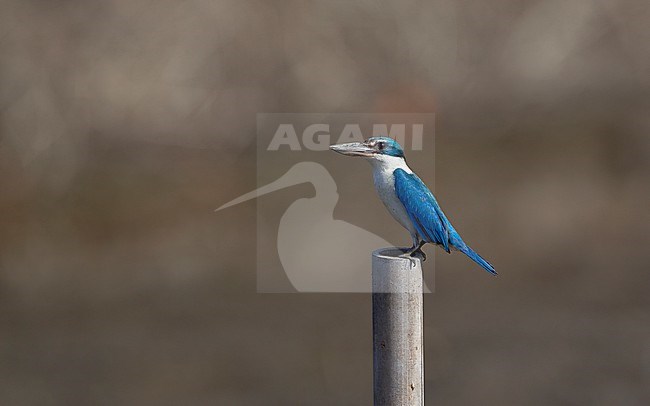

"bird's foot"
[398,247,426,268]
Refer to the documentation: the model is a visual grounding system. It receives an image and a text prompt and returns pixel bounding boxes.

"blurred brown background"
[1,0,649,405]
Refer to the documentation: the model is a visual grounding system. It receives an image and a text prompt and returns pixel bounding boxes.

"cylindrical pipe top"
[372,248,424,406]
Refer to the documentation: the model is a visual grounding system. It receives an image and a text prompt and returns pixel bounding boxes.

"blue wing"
[394,168,497,275]
[394,168,451,252]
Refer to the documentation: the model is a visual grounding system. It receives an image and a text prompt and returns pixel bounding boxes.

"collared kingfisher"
[330,137,496,275]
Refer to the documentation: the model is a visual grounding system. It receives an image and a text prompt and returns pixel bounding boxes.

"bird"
[330,137,496,276]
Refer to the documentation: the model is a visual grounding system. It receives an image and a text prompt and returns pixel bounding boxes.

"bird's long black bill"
[329,142,375,157]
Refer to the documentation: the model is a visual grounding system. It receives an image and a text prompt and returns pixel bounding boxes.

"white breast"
[369,155,417,237]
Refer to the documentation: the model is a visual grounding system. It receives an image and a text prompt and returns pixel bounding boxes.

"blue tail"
[448,230,497,276]
[459,245,497,276]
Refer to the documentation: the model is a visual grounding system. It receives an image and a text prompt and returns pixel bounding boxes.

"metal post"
[372,248,424,406]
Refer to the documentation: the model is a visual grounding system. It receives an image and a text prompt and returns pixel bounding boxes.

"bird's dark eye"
[377,142,386,150]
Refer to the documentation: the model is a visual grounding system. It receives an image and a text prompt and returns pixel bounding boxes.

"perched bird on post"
[330,137,496,275]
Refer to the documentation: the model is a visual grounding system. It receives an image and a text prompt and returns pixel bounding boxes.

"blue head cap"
[367,137,405,158]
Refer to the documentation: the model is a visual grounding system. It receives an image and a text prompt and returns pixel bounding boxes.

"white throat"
[366,154,417,238]
[367,154,412,175]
